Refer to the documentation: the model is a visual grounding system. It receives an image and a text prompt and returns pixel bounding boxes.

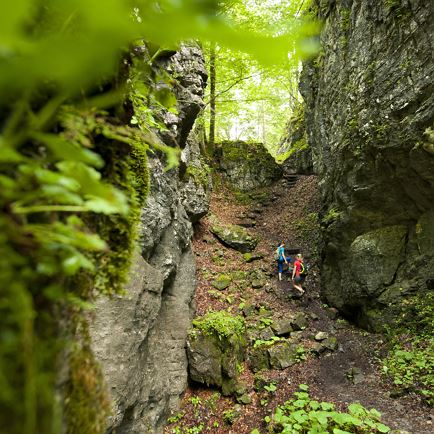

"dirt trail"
[165,176,433,434]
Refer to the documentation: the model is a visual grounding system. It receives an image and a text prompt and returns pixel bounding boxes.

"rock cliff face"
[89,44,210,433]
[276,102,313,175]
[214,140,282,191]
[301,0,434,330]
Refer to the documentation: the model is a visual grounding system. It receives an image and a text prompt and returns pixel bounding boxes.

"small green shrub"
[264,382,277,393]
[167,412,184,424]
[223,408,238,425]
[265,384,391,433]
[322,207,341,225]
[191,310,245,339]
[382,292,434,405]
[253,336,284,348]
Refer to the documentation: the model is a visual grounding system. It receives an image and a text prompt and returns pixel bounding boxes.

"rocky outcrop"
[210,221,259,253]
[89,44,210,433]
[186,311,246,396]
[301,0,434,330]
[277,102,314,175]
[214,140,282,191]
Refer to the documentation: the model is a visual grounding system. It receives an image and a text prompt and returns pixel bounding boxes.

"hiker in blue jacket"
[276,241,291,281]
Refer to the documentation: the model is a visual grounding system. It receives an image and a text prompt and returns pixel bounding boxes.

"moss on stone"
[184,162,211,189]
[61,107,150,295]
[211,274,232,291]
[191,311,245,340]
[64,339,111,434]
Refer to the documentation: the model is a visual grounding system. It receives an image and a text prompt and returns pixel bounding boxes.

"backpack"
[273,248,280,261]
[299,261,309,277]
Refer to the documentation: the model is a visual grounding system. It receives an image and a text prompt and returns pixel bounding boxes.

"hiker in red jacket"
[292,253,305,295]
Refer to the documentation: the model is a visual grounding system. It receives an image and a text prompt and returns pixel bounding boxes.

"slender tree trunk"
[208,42,216,156]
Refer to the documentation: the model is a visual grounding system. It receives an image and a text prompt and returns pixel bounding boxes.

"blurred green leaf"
[32,133,104,167]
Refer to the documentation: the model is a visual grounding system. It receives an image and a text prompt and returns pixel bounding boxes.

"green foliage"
[191,310,245,339]
[382,292,434,405]
[295,345,307,362]
[184,163,212,189]
[259,316,274,329]
[167,412,185,424]
[0,1,320,432]
[276,135,309,163]
[204,1,319,149]
[384,0,411,19]
[339,8,351,33]
[223,407,238,425]
[253,336,284,348]
[60,107,150,294]
[322,207,341,225]
[64,337,111,434]
[266,384,391,433]
[264,382,277,393]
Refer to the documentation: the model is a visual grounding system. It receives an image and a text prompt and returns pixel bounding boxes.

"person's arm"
[284,249,288,264]
[292,261,297,279]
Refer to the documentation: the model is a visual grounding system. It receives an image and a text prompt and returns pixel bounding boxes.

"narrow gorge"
[0,1,433,434]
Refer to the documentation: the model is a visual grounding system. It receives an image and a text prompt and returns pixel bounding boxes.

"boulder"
[291,312,308,331]
[236,394,252,405]
[187,311,246,395]
[312,343,327,356]
[242,304,256,317]
[251,279,265,289]
[268,342,299,370]
[211,274,232,291]
[213,141,283,191]
[248,346,270,372]
[314,331,329,341]
[210,222,259,253]
[346,367,364,385]
[271,319,293,336]
[258,327,275,341]
[243,252,263,262]
[323,336,339,352]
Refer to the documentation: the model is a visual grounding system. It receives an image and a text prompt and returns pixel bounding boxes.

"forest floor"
[164,176,433,434]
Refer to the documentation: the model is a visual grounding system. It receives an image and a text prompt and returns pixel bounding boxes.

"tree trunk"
[208,42,216,156]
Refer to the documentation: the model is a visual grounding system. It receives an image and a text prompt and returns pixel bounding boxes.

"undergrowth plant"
[265,384,391,433]
[382,291,434,405]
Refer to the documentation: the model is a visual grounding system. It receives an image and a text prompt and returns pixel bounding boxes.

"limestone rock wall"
[214,140,283,191]
[89,44,210,433]
[277,102,314,175]
[301,0,434,329]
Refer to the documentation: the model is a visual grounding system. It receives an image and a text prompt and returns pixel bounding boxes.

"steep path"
[165,176,432,434]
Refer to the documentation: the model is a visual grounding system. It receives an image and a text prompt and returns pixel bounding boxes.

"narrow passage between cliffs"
[165,174,432,434]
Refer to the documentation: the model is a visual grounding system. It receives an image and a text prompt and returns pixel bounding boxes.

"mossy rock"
[248,346,270,372]
[271,319,293,336]
[268,341,300,370]
[213,141,283,191]
[251,279,265,289]
[210,222,259,253]
[291,312,308,331]
[243,252,263,263]
[187,311,246,395]
[323,336,339,351]
[211,274,232,291]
